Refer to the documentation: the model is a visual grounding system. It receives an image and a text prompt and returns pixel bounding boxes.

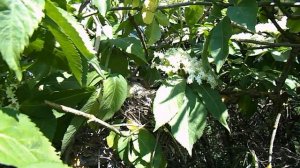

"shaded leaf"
[169,87,207,155]
[227,0,258,31]
[209,16,232,72]
[109,37,147,64]
[0,0,45,80]
[153,76,186,131]
[195,85,230,131]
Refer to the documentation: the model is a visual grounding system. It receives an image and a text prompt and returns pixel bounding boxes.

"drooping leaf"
[206,4,223,22]
[169,87,207,155]
[142,0,159,24]
[195,85,230,132]
[109,37,147,64]
[153,76,186,131]
[145,20,161,45]
[227,0,258,31]
[155,10,169,26]
[209,16,232,72]
[45,0,95,60]
[92,0,110,16]
[0,108,68,168]
[98,74,128,120]
[45,18,87,86]
[0,0,45,80]
[61,88,101,152]
[184,5,204,27]
[287,9,300,33]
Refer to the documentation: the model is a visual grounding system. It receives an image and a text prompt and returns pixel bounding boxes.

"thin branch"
[268,113,282,167]
[274,0,300,19]
[128,14,149,59]
[109,2,300,11]
[44,100,129,137]
[232,39,300,48]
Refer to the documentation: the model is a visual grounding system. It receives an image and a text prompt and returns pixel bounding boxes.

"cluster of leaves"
[0,0,300,168]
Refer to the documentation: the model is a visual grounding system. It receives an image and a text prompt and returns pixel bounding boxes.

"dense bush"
[0,0,300,167]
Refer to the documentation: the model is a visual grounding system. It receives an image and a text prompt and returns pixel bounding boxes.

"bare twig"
[268,113,282,167]
[232,39,300,48]
[44,100,129,137]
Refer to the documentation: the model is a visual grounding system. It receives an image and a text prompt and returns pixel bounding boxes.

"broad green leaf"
[227,0,258,31]
[145,20,161,45]
[23,162,69,168]
[117,136,130,161]
[209,16,232,72]
[100,48,130,77]
[184,5,204,27]
[155,10,169,26]
[134,129,167,167]
[92,0,110,16]
[45,18,86,86]
[109,37,147,64]
[153,76,186,131]
[61,88,101,152]
[142,0,159,24]
[99,74,128,120]
[195,85,230,131]
[0,0,45,80]
[0,108,68,168]
[45,0,95,60]
[169,87,207,155]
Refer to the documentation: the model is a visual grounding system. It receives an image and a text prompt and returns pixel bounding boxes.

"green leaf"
[106,131,117,148]
[184,5,204,27]
[153,76,186,131]
[195,85,230,132]
[45,18,87,86]
[92,0,110,16]
[45,0,95,60]
[227,0,258,31]
[145,20,161,45]
[169,87,207,155]
[100,48,130,77]
[206,4,223,22]
[61,88,101,152]
[155,10,169,26]
[117,136,130,161]
[209,16,232,72]
[134,129,167,167]
[99,74,128,120]
[109,37,147,64]
[287,17,300,33]
[0,0,45,80]
[23,162,69,168]
[0,108,68,168]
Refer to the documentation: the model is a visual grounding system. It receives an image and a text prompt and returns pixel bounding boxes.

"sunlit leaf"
[98,74,128,120]
[45,0,95,60]
[169,87,207,155]
[145,20,161,45]
[184,5,204,27]
[0,108,68,168]
[153,76,186,131]
[0,0,45,80]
